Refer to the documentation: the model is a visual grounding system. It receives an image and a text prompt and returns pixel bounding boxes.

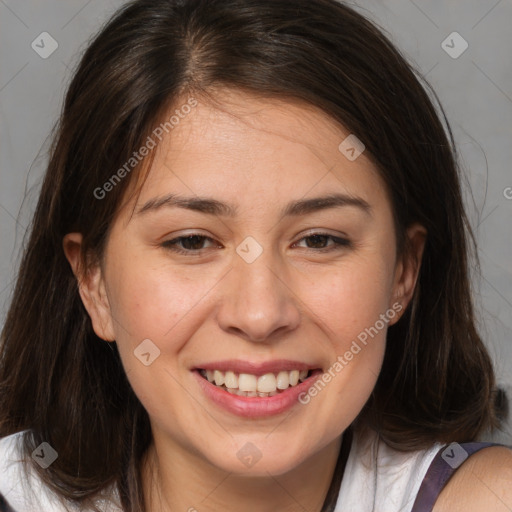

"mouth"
[196,368,321,398]
[192,362,324,417]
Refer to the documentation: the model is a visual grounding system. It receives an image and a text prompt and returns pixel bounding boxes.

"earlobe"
[389,223,427,322]
[62,233,116,342]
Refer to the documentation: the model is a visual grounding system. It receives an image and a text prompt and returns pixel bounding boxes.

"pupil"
[182,235,204,250]
[306,235,328,248]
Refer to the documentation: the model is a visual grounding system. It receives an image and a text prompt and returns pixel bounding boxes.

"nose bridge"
[216,236,301,342]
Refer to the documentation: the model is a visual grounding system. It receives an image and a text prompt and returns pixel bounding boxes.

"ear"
[62,233,116,342]
[389,223,427,325]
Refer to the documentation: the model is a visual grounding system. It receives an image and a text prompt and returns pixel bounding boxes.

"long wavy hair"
[0,0,507,510]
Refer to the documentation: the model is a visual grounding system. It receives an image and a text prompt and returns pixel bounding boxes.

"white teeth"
[289,370,299,386]
[224,371,238,389]
[238,373,257,392]
[214,370,225,386]
[276,371,290,389]
[201,368,313,395]
[257,373,277,393]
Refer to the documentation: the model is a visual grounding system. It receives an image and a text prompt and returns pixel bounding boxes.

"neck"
[142,433,344,512]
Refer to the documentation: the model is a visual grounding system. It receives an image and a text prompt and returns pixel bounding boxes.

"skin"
[64,89,429,511]
[433,446,512,512]
[433,446,512,511]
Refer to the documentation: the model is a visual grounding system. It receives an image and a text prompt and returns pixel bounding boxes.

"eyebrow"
[135,192,371,218]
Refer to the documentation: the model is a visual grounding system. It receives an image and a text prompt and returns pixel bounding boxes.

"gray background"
[1,0,511,443]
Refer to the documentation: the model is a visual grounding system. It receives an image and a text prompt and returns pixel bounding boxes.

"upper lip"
[193,359,321,376]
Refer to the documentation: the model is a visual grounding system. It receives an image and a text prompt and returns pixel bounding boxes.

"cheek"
[303,269,390,436]
[107,258,211,343]
[307,254,395,343]
[103,264,198,427]
[300,254,393,406]
[104,258,225,402]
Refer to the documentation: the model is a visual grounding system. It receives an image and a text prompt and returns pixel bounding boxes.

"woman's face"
[67,90,424,476]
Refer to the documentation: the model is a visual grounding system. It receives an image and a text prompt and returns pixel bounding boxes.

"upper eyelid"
[165,231,350,250]
[168,230,348,242]
[167,226,348,240]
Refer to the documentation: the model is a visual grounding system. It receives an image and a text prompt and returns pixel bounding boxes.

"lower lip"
[192,370,323,418]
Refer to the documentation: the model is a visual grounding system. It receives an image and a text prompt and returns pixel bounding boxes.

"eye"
[292,233,351,252]
[161,232,351,256]
[161,234,219,255]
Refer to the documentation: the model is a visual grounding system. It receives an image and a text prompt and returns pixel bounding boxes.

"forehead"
[130,90,388,216]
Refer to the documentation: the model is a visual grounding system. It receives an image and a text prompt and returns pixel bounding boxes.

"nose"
[216,247,301,343]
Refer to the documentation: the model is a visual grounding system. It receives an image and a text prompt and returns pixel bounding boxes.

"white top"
[0,429,443,512]
[335,427,443,511]
[0,431,121,512]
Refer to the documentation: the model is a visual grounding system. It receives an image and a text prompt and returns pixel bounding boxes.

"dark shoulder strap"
[411,441,508,512]
[0,493,15,512]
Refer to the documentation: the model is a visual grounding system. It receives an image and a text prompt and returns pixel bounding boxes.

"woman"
[0,0,511,511]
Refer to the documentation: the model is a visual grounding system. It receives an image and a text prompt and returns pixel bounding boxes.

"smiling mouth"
[198,368,321,398]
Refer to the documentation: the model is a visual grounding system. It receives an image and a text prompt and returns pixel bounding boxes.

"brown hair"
[0,0,507,510]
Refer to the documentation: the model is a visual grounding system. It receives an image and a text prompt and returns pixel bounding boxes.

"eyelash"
[161,232,351,256]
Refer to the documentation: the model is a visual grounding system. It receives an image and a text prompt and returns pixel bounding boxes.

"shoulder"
[0,431,76,511]
[336,426,445,511]
[0,431,34,509]
[0,431,26,487]
[433,445,512,512]
[0,431,123,512]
